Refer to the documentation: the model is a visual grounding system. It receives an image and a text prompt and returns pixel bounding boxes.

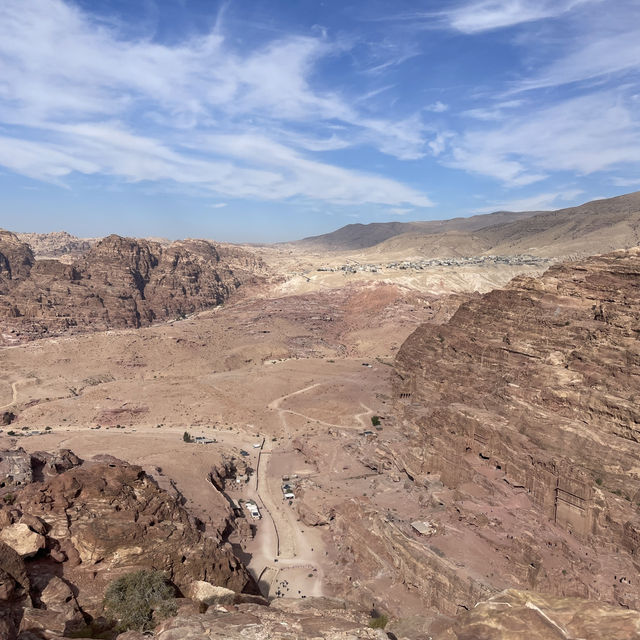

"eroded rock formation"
[431,589,640,639]
[0,231,266,342]
[391,247,640,608]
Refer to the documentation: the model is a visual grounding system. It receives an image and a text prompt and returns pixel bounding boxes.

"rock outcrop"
[0,450,257,637]
[432,589,640,639]
[0,231,265,342]
[154,597,388,640]
[392,248,640,608]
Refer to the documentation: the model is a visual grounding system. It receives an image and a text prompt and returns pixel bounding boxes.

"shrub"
[371,415,381,427]
[103,570,176,632]
[183,431,192,443]
[369,614,388,629]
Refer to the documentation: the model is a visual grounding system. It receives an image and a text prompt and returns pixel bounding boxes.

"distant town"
[316,254,552,274]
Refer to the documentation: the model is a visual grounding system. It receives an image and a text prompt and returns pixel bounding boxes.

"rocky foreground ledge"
[0,448,639,639]
[0,448,257,638]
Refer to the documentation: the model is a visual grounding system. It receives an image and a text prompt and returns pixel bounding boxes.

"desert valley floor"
[2,195,640,638]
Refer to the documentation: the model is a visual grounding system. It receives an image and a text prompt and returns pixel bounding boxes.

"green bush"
[103,570,176,632]
[371,415,381,427]
[369,614,388,629]
[183,431,192,443]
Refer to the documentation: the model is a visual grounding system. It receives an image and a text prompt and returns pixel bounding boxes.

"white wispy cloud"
[444,0,596,34]
[512,27,640,93]
[0,0,433,208]
[463,100,524,121]
[426,101,448,113]
[473,189,584,213]
[449,92,640,185]
[610,177,640,188]
[199,133,433,206]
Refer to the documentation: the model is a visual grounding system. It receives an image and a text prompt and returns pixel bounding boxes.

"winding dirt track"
[0,381,21,411]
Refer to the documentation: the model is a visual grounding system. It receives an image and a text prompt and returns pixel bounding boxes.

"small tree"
[371,415,381,427]
[103,569,176,632]
[183,431,192,443]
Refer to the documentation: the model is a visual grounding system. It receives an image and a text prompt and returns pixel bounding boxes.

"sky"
[0,0,639,242]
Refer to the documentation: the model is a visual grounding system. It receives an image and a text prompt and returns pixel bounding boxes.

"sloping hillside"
[295,210,542,250]
[299,191,640,259]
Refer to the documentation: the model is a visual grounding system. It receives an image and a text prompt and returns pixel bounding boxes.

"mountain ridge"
[296,191,640,258]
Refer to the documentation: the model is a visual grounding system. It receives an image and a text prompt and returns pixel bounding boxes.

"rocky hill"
[391,247,640,609]
[0,231,265,341]
[15,231,97,263]
[297,191,640,259]
[295,209,540,250]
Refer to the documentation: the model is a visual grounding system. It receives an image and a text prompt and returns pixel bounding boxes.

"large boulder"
[0,523,45,558]
[187,581,236,606]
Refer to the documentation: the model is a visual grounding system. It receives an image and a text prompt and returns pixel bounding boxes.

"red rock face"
[0,232,263,341]
[393,248,640,607]
[0,230,35,281]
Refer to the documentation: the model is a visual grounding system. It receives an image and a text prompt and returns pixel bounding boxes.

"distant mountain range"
[296,191,640,259]
[295,209,542,250]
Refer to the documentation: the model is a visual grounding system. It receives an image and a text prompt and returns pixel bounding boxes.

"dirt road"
[0,380,21,411]
[245,386,327,598]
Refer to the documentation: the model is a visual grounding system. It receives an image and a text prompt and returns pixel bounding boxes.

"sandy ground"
[1,346,392,600]
[0,250,556,610]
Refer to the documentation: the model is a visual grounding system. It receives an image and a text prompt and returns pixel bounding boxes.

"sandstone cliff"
[391,247,640,608]
[0,231,265,341]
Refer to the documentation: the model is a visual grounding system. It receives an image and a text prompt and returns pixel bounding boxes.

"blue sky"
[0,0,639,242]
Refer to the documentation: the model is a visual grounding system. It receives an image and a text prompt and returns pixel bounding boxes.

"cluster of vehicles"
[240,442,263,456]
[281,475,296,501]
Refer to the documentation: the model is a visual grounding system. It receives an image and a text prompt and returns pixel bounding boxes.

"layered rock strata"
[391,248,640,606]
